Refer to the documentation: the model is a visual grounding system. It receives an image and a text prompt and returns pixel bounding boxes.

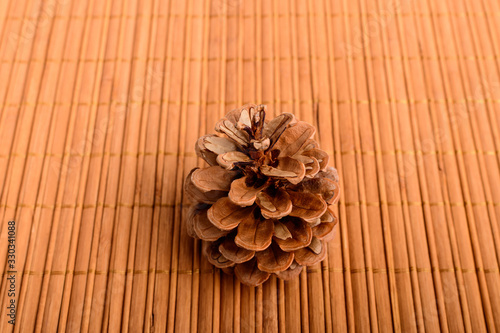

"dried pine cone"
[184,104,340,286]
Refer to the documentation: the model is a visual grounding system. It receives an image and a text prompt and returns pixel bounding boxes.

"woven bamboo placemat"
[1,0,500,331]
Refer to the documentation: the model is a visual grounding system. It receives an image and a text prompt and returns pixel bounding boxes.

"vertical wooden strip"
[357,0,420,330]
[11,0,76,331]
[0,0,13,45]
[58,0,120,331]
[122,0,158,330]
[39,0,113,332]
[98,0,139,329]
[321,1,354,331]
[256,285,263,333]
[168,1,194,332]
[262,277,278,333]
[424,0,499,330]
[160,0,188,330]
[0,1,90,333]
[476,0,500,130]
[371,0,438,331]
[0,0,32,199]
[149,1,181,331]
[424,0,500,330]
[289,0,300,120]
[175,1,205,331]
[0,0,46,263]
[409,6,464,332]
[191,1,212,332]
[86,0,136,331]
[392,5,450,333]
[339,0,381,330]
[79,1,130,331]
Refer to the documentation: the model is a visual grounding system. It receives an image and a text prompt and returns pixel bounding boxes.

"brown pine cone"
[184,104,340,286]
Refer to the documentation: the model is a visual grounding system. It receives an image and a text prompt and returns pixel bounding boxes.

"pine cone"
[184,104,340,286]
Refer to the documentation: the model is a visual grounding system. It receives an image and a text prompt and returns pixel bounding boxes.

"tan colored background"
[1,0,500,331]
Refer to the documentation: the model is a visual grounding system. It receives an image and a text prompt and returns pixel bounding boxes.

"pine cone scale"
[274,218,313,252]
[255,242,294,273]
[256,189,292,219]
[234,258,270,286]
[207,197,254,230]
[228,176,267,206]
[191,166,238,192]
[234,218,274,251]
[219,237,255,264]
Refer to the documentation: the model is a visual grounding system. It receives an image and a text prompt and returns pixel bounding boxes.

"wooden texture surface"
[1,0,500,331]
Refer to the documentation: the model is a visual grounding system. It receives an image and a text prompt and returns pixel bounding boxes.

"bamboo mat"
[1,0,500,331]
